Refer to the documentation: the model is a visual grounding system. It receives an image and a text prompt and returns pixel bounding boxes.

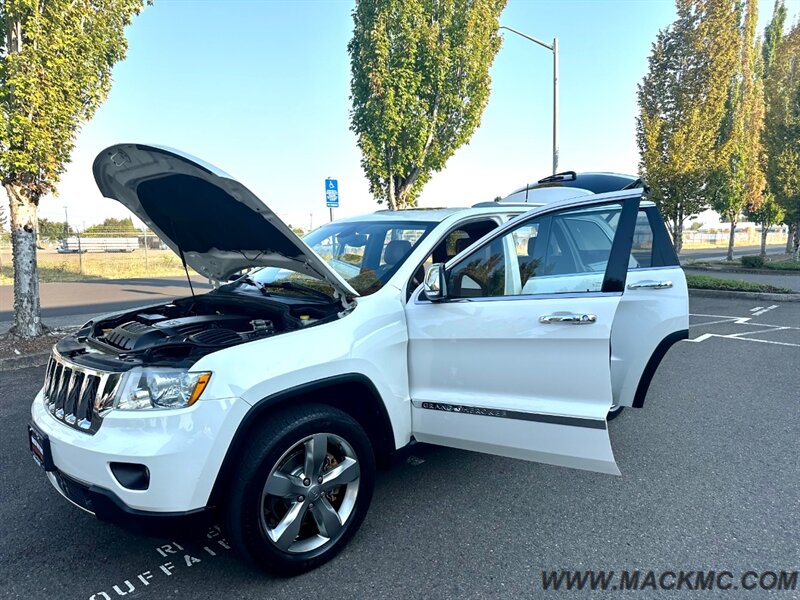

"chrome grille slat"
[54,367,72,418]
[76,375,99,426]
[42,350,115,435]
[43,358,56,398]
[65,372,84,424]
[48,363,63,410]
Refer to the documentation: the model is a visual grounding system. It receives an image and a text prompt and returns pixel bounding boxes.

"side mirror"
[423,264,447,302]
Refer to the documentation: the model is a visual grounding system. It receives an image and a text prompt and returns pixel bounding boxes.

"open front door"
[406,196,640,475]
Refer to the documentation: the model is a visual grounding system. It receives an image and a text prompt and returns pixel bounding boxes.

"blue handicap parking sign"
[325,178,339,208]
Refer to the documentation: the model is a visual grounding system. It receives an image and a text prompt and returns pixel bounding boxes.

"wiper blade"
[222,275,333,302]
[262,281,333,301]
[241,275,269,296]
[216,274,266,295]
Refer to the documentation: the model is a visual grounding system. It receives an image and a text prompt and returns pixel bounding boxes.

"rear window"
[632,206,679,269]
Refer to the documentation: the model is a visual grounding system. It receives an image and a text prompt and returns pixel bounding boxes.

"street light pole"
[552,36,559,175]
[499,25,559,174]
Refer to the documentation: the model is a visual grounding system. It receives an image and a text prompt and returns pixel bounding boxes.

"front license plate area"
[29,423,56,471]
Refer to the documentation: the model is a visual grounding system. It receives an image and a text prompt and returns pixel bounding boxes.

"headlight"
[114,369,211,410]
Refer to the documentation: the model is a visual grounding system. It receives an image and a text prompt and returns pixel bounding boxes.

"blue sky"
[20,0,800,230]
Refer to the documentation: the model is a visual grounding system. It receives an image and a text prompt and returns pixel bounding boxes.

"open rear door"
[406,195,641,474]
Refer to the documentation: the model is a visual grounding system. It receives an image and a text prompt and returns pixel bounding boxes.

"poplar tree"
[762,2,800,259]
[710,0,767,261]
[349,0,506,210]
[637,0,741,253]
[1,0,145,337]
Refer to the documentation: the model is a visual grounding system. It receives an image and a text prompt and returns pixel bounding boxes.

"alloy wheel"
[259,433,361,554]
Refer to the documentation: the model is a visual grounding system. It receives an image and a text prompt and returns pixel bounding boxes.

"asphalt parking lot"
[1,295,798,599]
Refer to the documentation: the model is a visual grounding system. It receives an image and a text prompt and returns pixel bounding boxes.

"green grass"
[685,258,800,271]
[764,260,800,271]
[686,273,794,294]
[0,249,199,285]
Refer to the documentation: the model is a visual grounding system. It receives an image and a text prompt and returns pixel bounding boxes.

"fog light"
[110,462,150,491]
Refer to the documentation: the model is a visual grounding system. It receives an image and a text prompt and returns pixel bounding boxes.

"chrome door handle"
[627,280,673,290]
[539,313,597,325]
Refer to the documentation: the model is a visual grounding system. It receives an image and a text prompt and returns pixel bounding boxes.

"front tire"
[607,404,624,421]
[224,404,375,575]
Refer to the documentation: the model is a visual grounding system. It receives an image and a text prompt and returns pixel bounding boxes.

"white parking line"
[689,313,800,330]
[686,333,800,347]
[689,314,753,326]
[752,305,779,316]
[689,318,738,327]
[687,310,800,346]
[728,327,792,338]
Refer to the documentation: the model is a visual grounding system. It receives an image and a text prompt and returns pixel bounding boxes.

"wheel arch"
[631,329,689,408]
[208,374,395,508]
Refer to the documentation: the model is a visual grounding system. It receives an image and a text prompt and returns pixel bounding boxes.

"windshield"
[244,219,436,297]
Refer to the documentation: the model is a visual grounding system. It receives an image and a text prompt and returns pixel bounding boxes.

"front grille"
[43,351,121,435]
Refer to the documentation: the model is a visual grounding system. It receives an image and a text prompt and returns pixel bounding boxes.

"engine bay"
[57,292,342,369]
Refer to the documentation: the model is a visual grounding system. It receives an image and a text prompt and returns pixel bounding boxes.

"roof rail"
[472,201,539,208]
[622,177,648,193]
[537,171,577,184]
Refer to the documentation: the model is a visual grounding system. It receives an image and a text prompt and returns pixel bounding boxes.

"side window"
[446,202,625,299]
[630,210,654,269]
[448,236,510,298]
[643,205,680,268]
[408,218,499,299]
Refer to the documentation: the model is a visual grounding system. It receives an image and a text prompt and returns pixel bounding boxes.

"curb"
[685,265,799,277]
[0,351,50,372]
[688,288,800,302]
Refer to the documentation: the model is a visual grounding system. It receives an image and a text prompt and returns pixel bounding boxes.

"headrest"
[384,240,412,265]
[527,236,537,257]
[454,237,472,255]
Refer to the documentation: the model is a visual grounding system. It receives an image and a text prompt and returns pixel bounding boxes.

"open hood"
[93,144,358,299]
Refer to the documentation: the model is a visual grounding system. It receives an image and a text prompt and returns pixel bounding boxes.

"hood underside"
[92,143,358,298]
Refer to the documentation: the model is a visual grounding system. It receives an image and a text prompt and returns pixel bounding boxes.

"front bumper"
[46,468,212,533]
[30,388,250,514]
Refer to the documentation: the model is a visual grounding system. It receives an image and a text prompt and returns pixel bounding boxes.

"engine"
[100,314,277,352]
[58,292,338,369]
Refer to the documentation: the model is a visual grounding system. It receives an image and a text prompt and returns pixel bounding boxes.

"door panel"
[610,207,689,407]
[408,294,622,475]
[406,197,640,475]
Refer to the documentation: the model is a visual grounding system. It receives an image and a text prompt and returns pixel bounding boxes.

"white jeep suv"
[28,144,688,575]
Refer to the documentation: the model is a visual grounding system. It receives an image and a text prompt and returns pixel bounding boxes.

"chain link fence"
[0,225,792,286]
[681,227,788,249]
[0,229,201,285]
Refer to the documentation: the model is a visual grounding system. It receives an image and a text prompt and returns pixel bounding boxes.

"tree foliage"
[745,193,784,256]
[37,217,73,239]
[84,216,137,236]
[709,0,767,260]
[348,0,506,209]
[0,0,145,198]
[0,0,145,337]
[762,5,800,259]
[637,0,741,252]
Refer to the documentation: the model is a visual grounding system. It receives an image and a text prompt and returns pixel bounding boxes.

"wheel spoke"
[310,497,342,539]
[269,501,307,551]
[264,471,305,499]
[321,456,359,490]
[304,433,328,479]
